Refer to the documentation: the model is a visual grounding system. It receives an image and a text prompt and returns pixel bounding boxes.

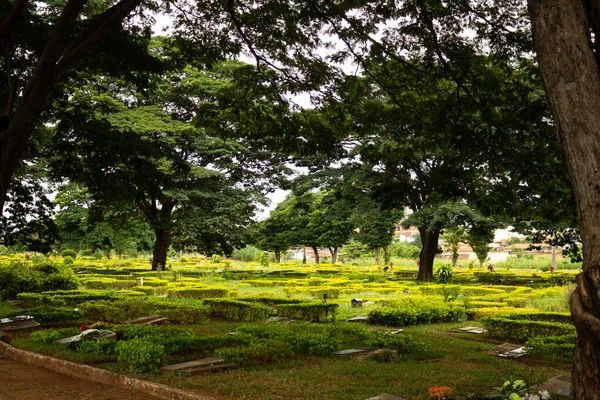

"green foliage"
[203,298,272,321]
[6,307,83,323]
[389,242,421,259]
[0,261,76,300]
[80,250,93,257]
[62,256,74,265]
[524,334,576,362]
[30,328,79,344]
[367,298,466,326]
[215,338,293,366]
[76,338,117,355]
[165,287,229,299]
[277,302,339,322]
[232,246,263,262]
[61,249,76,258]
[481,316,575,342]
[260,251,270,266]
[436,265,453,284]
[116,338,167,373]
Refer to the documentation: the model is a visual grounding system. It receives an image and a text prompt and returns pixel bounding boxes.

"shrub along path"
[0,356,163,400]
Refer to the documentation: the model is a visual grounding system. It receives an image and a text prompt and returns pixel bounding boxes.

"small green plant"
[260,252,269,266]
[62,256,74,265]
[441,285,461,302]
[211,254,221,263]
[61,249,76,258]
[76,338,116,355]
[116,337,167,373]
[436,265,453,284]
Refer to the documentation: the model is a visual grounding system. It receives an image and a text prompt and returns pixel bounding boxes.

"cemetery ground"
[0,254,579,400]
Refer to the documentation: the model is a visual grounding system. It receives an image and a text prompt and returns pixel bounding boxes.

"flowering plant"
[489,378,550,400]
[428,385,453,400]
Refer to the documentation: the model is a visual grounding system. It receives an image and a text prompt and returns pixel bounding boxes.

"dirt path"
[0,356,163,400]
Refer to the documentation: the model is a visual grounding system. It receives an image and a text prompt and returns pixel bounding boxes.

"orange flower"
[427,385,453,400]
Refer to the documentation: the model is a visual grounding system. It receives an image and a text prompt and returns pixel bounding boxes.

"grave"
[487,343,522,357]
[330,347,378,357]
[351,298,363,308]
[265,316,295,324]
[534,375,571,397]
[161,358,235,375]
[498,347,526,359]
[451,326,487,334]
[348,315,369,322]
[123,315,167,325]
[0,315,40,331]
[366,394,409,400]
[56,329,116,347]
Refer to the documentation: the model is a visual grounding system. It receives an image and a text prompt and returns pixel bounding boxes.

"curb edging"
[0,340,213,400]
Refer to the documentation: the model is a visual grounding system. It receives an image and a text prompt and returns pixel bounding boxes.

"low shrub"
[277,302,339,322]
[76,338,117,355]
[481,316,575,342]
[61,249,76,258]
[6,307,83,323]
[368,298,466,326]
[165,287,229,299]
[116,338,167,373]
[30,328,79,344]
[0,262,78,300]
[203,299,271,321]
[525,334,576,362]
[214,338,292,366]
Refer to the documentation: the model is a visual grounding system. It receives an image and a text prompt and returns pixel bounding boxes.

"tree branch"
[0,0,29,44]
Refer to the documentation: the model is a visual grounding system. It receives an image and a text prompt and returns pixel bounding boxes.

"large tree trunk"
[275,251,281,263]
[152,229,170,271]
[302,247,307,264]
[328,246,338,264]
[311,245,320,264]
[417,227,439,280]
[528,1,600,397]
[374,245,381,265]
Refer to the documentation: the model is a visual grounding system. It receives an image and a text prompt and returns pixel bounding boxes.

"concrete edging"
[0,340,213,400]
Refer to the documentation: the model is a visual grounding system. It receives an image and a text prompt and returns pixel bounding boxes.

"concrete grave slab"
[498,346,526,359]
[162,358,235,375]
[366,394,410,400]
[452,326,487,334]
[123,314,162,324]
[487,343,521,356]
[0,316,40,331]
[534,375,571,397]
[56,329,116,347]
[331,347,378,357]
[348,315,369,322]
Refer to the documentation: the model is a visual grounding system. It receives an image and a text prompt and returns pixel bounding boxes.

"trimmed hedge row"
[481,316,575,342]
[277,303,338,322]
[368,299,466,326]
[525,334,576,362]
[203,299,272,321]
[165,287,229,299]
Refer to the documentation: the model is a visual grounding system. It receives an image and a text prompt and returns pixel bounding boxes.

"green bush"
[80,249,93,257]
[436,265,453,284]
[368,298,466,326]
[0,261,42,300]
[62,256,74,265]
[30,328,79,344]
[277,303,339,322]
[481,316,575,342]
[203,299,271,321]
[61,249,76,258]
[165,287,229,299]
[76,338,117,355]
[215,338,292,366]
[6,307,83,323]
[389,242,421,259]
[233,246,263,262]
[525,334,576,362]
[116,338,167,373]
[42,270,79,292]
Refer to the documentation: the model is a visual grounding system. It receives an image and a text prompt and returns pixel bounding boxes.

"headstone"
[452,326,487,334]
[0,315,40,331]
[56,329,117,347]
[330,347,378,357]
[366,394,410,400]
[533,375,571,397]
[265,316,295,324]
[351,298,363,308]
[348,315,369,322]
[123,314,163,325]
[488,343,522,356]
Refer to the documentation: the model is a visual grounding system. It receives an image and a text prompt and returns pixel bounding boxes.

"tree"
[527,1,600,396]
[442,227,466,269]
[49,62,286,269]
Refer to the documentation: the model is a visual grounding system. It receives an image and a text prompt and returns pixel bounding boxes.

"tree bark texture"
[311,245,320,264]
[528,0,600,397]
[418,227,439,280]
[152,229,170,271]
[275,251,281,263]
[329,246,338,264]
[374,245,381,266]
